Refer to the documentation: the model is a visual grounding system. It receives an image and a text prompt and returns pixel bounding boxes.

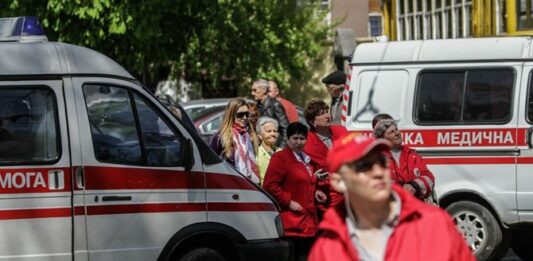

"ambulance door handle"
[527,127,533,149]
[75,167,85,189]
[102,196,132,202]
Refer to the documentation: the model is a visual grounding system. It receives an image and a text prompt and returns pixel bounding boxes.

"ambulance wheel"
[179,248,226,261]
[511,229,533,260]
[446,201,508,261]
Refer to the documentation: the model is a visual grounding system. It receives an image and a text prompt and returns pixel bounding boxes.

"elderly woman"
[255,116,281,185]
[210,98,260,184]
[372,114,436,202]
[303,100,348,209]
[264,122,326,261]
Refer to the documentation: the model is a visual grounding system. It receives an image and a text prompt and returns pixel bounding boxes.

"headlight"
[275,214,284,237]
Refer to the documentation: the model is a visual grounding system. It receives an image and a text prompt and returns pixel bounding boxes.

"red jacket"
[304,125,348,208]
[385,146,435,199]
[263,147,318,237]
[278,97,299,123]
[308,185,475,261]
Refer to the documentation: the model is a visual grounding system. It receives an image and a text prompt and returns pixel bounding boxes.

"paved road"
[502,249,521,261]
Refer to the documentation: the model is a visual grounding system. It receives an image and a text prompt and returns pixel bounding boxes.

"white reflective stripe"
[413,179,427,196]
[421,175,434,189]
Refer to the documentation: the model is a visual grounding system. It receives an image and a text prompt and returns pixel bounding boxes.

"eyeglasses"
[235,111,250,119]
[347,155,388,173]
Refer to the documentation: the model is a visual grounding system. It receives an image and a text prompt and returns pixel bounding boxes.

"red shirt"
[263,147,318,237]
[309,185,476,261]
[385,146,435,199]
[304,125,348,208]
[278,97,298,123]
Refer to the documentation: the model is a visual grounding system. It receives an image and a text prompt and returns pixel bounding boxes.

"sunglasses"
[347,155,388,173]
[235,111,250,119]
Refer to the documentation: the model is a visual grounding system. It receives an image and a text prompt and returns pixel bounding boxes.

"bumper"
[237,239,290,261]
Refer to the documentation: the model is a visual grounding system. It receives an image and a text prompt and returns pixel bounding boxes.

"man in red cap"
[308,133,475,261]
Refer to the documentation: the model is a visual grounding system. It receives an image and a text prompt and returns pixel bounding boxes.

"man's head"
[251,79,270,102]
[268,80,279,99]
[327,134,392,204]
[322,70,346,98]
[373,118,402,150]
[304,100,331,130]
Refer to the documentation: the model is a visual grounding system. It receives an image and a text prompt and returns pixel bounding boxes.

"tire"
[179,248,227,261]
[512,229,533,260]
[446,201,508,261]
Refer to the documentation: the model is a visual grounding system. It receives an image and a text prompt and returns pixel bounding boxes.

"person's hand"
[404,184,416,195]
[315,190,327,204]
[288,200,303,212]
[314,168,329,181]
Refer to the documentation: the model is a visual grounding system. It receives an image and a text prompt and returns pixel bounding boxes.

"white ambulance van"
[344,37,533,260]
[0,17,288,261]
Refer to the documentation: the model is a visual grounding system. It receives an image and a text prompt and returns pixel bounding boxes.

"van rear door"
[0,80,72,260]
[517,65,533,221]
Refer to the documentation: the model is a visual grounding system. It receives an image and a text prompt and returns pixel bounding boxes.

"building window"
[369,14,383,36]
[517,0,533,30]
[395,0,473,40]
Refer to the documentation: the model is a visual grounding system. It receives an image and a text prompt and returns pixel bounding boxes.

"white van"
[344,37,533,260]
[0,17,288,261]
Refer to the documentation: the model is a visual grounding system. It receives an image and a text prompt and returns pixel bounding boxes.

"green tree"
[1,0,330,101]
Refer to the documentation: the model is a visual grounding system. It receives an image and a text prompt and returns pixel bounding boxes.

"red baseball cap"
[327,133,391,172]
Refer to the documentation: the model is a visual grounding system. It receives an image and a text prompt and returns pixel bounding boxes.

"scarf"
[232,124,260,184]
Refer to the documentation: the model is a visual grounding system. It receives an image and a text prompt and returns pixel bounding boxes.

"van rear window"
[0,87,59,165]
[415,69,514,124]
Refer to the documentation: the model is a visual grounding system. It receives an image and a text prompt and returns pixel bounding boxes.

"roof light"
[0,16,47,42]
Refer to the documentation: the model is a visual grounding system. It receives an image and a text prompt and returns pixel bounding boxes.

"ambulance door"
[517,66,533,221]
[0,80,72,261]
[71,77,206,261]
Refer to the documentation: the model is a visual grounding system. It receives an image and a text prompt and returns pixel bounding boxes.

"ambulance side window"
[0,87,59,165]
[83,84,185,166]
[416,69,514,124]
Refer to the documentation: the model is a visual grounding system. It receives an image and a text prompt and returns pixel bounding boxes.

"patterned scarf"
[232,124,260,184]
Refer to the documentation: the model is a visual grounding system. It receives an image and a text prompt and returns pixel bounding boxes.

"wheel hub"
[453,211,486,253]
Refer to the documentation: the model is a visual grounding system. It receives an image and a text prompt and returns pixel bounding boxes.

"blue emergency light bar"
[0,16,47,42]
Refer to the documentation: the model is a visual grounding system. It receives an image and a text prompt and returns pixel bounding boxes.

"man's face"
[336,149,392,203]
[252,86,268,102]
[383,124,402,149]
[327,84,344,98]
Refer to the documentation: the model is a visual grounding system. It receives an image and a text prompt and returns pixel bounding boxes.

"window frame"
[413,67,516,126]
[82,83,186,167]
[0,85,62,166]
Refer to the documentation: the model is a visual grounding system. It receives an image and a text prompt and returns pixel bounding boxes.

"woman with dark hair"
[210,98,260,184]
[303,100,347,209]
[263,122,325,261]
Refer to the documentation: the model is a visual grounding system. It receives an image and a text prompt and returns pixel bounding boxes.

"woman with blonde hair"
[210,98,260,184]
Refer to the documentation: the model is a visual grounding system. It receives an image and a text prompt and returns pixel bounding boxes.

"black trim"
[237,239,290,261]
[0,73,135,82]
[347,90,353,116]
[158,222,247,261]
[350,58,529,67]
[418,149,519,157]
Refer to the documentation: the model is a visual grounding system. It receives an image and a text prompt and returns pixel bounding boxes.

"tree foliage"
[0,0,330,99]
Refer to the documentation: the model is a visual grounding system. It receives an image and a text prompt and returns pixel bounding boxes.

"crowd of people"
[208,71,475,261]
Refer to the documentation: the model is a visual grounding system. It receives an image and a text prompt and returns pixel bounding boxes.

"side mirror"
[182,138,195,171]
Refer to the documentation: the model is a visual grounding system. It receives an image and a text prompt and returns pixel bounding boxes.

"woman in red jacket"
[303,100,347,209]
[373,114,436,202]
[309,134,475,261]
[263,122,326,261]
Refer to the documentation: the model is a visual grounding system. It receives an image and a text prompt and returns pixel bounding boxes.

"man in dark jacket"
[322,70,346,125]
[251,79,289,147]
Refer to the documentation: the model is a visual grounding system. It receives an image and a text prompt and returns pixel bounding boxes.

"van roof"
[351,37,533,65]
[0,41,134,79]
